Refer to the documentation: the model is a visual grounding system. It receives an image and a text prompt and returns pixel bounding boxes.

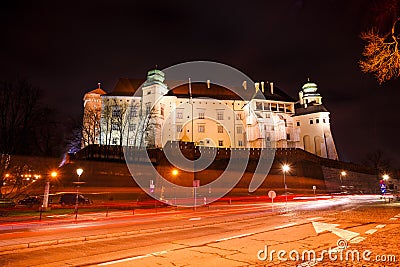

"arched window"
[314,136,323,156]
[303,135,311,152]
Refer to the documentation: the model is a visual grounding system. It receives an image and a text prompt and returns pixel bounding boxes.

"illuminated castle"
[82,70,338,160]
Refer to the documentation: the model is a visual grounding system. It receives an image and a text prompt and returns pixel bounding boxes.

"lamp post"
[42,171,57,210]
[172,169,178,206]
[340,171,347,186]
[75,168,83,221]
[282,164,290,212]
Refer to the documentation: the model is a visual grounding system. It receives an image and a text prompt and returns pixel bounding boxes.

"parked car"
[0,198,16,208]
[59,193,92,206]
[18,196,42,206]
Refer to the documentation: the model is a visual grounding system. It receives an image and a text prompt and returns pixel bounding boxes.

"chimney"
[261,81,264,93]
[270,82,274,94]
[207,79,210,89]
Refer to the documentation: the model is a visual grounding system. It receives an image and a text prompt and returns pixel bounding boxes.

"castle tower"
[141,70,169,147]
[82,83,106,147]
[294,80,338,160]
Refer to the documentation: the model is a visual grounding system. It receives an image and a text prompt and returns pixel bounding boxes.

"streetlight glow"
[51,171,58,178]
[282,164,290,172]
[76,168,83,177]
[172,169,179,176]
[341,171,347,176]
[382,174,389,180]
[281,164,290,212]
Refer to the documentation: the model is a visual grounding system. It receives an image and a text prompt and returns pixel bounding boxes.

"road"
[0,195,399,266]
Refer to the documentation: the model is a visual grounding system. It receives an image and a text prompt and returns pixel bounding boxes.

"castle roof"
[87,88,106,95]
[104,78,145,96]
[105,78,295,102]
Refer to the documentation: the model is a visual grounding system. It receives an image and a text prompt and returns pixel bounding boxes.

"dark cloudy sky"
[1,0,399,167]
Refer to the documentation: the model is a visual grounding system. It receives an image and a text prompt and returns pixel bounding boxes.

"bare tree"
[359,19,400,83]
[0,154,11,198]
[82,104,102,147]
[362,149,393,174]
[0,79,41,155]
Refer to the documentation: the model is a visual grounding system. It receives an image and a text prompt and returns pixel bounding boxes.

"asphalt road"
[0,195,399,267]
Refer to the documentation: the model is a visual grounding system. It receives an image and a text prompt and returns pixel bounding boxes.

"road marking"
[375,224,386,229]
[312,222,359,240]
[350,236,366,244]
[215,233,253,242]
[365,229,377,235]
[188,217,201,221]
[307,217,322,221]
[98,251,168,266]
[389,217,398,221]
[274,222,298,229]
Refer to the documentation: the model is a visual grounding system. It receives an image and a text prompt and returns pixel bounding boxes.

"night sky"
[1,1,399,167]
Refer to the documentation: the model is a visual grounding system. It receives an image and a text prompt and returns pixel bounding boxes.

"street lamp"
[340,171,347,186]
[75,168,83,221]
[282,164,290,212]
[382,174,389,181]
[42,171,57,210]
[172,169,178,206]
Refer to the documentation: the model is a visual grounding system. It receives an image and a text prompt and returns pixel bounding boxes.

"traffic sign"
[193,180,200,187]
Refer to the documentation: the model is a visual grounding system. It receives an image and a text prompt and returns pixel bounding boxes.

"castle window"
[177,112,183,119]
[237,126,243,134]
[112,123,118,130]
[160,105,164,117]
[198,125,205,133]
[310,120,313,125]
[323,118,326,123]
[128,138,135,146]
[287,133,291,140]
[176,125,183,132]
[129,124,136,132]
[217,125,224,133]
[238,140,243,147]
[198,112,205,119]
[112,137,118,145]
[217,111,224,120]
[316,119,320,124]
[265,113,271,118]
[256,102,263,110]
[236,113,242,120]
[145,102,151,114]
[130,107,138,117]
[296,121,300,126]
[218,140,223,146]
[112,106,121,117]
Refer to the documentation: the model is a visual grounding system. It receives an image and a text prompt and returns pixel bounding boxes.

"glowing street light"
[172,169,179,176]
[75,168,84,221]
[382,174,389,181]
[282,164,290,212]
[340,171,347,185]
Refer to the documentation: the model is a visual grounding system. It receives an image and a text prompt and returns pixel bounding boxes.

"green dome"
[302,82,318,93]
